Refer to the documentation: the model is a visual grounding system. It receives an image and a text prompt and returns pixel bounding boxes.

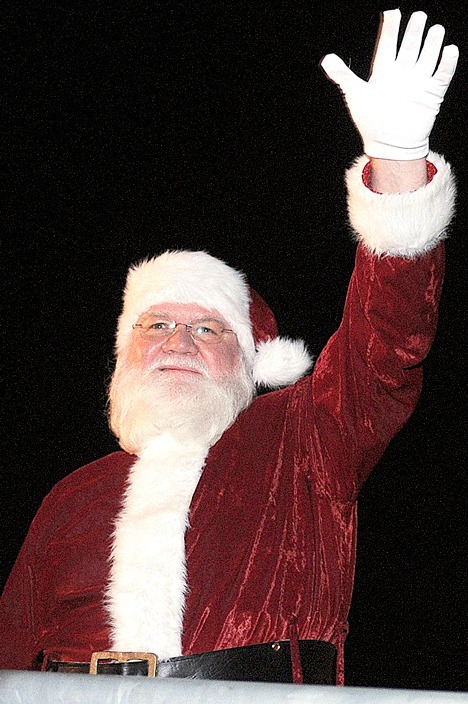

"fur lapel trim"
[106,432,209,658]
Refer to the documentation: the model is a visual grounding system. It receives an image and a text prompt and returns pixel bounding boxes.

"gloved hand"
[320,9,459,160]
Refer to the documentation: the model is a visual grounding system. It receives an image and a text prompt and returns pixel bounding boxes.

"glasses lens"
[139,319,175,336]
[191,320,225,343]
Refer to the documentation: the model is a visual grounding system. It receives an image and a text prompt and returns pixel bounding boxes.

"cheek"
[126,338,162,367]
[205,345,239,376]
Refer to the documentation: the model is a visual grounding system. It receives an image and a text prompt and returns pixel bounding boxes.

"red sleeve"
[305,241,445,500]
[0,526,40,670]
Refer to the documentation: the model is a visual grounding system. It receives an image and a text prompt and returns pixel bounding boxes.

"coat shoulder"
[47,451,134,498]
[29,451,134,537]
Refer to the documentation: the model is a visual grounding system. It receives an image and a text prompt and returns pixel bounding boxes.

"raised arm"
[321,9,459,193]
[302,11,459,497]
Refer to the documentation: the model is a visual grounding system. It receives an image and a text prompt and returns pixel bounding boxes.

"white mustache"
[148,355,209,376]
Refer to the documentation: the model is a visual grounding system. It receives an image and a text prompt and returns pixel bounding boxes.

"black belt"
[46,640,337,684]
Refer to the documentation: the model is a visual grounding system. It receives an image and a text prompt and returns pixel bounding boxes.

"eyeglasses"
[132,317,235,345]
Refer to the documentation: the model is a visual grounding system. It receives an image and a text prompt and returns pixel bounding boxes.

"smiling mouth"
[158,366,203,375]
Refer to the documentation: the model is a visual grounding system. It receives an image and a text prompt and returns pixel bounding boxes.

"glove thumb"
[320,53,361,94]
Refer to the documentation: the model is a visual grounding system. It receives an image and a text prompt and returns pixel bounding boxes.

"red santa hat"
[116,250,312,389]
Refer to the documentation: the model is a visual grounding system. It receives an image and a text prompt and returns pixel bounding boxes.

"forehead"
[141,302,227,323]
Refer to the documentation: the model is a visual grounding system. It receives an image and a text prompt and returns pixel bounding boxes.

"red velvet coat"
[0,243,445,683]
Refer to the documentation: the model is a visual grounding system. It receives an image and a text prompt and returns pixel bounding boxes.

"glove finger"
[320,53,361,92]
[396,11,427,67]
[416,24,445,76]
[371,9,401,75]
[432,44,459,88]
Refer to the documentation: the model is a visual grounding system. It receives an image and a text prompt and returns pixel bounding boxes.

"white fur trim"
[106,433,209,658]
[116,250,255,368]
[346,152,456,258]
[253,337,313,388]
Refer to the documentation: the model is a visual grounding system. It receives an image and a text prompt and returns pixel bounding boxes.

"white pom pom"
[253,337,313,389]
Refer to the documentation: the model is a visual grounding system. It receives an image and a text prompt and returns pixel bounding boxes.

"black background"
[2,0,466,691]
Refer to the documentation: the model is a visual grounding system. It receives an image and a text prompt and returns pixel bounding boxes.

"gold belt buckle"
[90,651,158,676]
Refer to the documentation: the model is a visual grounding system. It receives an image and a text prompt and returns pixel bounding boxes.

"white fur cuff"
[346,152,456,258]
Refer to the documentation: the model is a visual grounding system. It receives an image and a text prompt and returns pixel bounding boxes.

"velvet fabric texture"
[0,242,445,684]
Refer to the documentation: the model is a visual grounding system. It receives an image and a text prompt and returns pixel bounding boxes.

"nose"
[161,325,199,355]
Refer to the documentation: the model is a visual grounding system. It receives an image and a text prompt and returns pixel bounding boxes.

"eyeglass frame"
[132,317,236,345]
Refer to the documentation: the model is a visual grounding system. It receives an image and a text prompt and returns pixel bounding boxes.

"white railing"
[0,670,466,704]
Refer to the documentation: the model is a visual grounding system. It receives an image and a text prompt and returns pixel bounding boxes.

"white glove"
[320,9,459,160]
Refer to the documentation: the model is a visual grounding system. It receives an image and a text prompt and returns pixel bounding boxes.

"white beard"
[108,352,255,454]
